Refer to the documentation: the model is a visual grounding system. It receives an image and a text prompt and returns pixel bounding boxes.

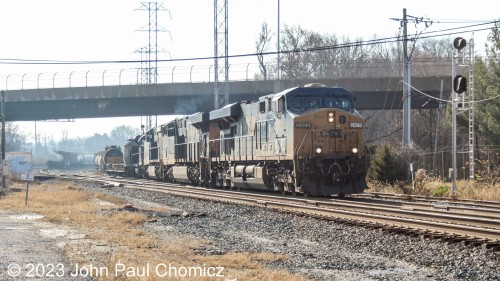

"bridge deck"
[3,77,450,121]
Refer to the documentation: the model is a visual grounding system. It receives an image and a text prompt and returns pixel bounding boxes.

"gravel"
[70,180,499,281]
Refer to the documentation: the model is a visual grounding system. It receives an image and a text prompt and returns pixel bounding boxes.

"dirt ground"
[0,211,95,280]
[0,182,303,281]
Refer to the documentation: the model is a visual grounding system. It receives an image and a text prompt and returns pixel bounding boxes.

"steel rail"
[357,192,500,209]
[60,172,500,221]
[55,173,500,244]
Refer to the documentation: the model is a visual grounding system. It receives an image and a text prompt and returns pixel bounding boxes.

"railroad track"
[53,172,500,249]
[355,191,500,209]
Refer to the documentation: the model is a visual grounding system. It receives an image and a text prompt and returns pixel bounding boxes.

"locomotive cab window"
[277,96,285,113]
[288,91,354,113]
[259,101,266,113]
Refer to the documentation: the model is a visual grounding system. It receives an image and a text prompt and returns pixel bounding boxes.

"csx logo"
[320,129,342,138]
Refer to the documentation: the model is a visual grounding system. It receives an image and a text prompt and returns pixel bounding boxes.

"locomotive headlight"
[315,147,323,154]
[327,112,334,123]
[351,147,359,154]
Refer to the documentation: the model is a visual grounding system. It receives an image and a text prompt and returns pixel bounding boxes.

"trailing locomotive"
[107,84,367,196]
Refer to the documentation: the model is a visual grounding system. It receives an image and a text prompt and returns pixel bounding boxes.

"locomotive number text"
[295,122,311,128]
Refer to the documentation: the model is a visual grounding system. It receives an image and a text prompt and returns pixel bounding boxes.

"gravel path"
[0,211,94,281]
[77,180,500,281]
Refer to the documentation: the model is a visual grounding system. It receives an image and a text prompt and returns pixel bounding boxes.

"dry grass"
[0,182,307,281]
[368,179,500,201]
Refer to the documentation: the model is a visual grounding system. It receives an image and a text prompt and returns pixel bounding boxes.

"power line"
[403,80,500,104]
[0,21,497,66]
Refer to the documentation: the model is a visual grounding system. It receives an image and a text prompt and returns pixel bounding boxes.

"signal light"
[453,37,467,50]
[453,75,467,94]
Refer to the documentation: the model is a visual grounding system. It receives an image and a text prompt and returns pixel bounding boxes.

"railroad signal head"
[453,37,467,50]
[453,75,467,94]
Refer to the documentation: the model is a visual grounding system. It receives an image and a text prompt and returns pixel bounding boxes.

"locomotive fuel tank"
[231,165,271,190]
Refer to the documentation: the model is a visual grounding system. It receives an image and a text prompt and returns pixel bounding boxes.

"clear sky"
[1,0,497,142]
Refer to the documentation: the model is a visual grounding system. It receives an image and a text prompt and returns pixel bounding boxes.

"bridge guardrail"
[1,62,272,91]
[1,60,450,91]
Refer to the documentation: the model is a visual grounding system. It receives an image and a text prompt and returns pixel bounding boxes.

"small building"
[4,152,32,180]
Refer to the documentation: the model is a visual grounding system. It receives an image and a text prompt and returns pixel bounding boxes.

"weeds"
[0,181,306,281]
[368,178,499,200]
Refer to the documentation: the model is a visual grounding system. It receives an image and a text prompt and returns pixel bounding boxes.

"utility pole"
[1,90,5,189]
[402,8,412,147]
[432,79,444,176]
[391,9,432,147]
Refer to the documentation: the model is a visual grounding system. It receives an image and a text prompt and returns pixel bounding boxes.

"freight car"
[46,150,95,169]
[95,145,125,174]
[107,84,367,196]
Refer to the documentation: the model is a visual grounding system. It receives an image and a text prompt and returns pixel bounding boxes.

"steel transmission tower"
[135,2,168,85]
[214,0,229,109]
[135,2,169,130]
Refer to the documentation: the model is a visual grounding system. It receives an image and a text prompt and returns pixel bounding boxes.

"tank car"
[95,145,124,174]
[134,84,367,196]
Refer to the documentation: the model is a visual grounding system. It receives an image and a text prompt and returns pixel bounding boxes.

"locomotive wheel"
[289,184,297,196]
[275,182,286,195]
[280,183,287,195]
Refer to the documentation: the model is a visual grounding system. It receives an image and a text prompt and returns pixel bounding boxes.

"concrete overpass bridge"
[3,76,451,121]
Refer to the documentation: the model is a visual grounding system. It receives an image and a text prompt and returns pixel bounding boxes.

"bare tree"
[4,123,28,151]
[280,25,326,79]
[256,22,273,80]
[111,125,141,144]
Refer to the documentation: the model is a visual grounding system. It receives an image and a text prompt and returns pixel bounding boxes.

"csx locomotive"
[100,84,367,196]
